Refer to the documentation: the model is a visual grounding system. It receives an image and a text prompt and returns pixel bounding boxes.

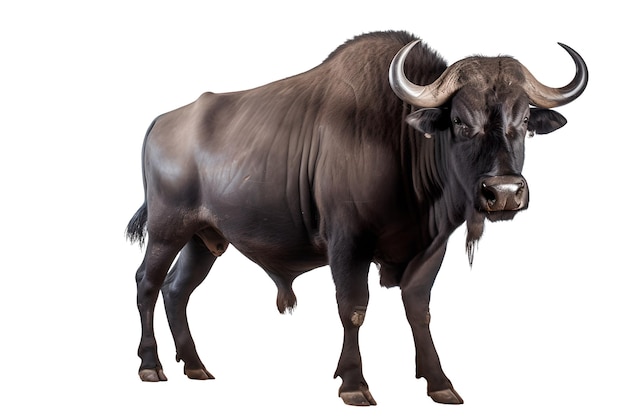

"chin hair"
[465,209,485,267]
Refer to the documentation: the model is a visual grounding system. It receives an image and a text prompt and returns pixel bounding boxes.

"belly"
[202,191,327,278]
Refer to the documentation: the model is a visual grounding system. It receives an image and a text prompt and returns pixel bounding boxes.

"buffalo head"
[389,41,588,262]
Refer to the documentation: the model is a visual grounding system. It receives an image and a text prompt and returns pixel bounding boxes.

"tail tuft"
[126,203,148,247]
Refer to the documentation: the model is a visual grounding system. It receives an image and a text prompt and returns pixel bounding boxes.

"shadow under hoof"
[185,368,215,380]
[139,369,168,382]
[340,390,377,406]
[428,388,464,404]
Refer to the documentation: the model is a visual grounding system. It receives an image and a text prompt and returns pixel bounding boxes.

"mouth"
[485,209,522,222]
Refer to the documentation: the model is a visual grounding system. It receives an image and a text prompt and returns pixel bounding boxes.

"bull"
[126,30,587,406]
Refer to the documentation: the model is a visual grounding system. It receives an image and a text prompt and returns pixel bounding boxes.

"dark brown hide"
[127,30,587,406]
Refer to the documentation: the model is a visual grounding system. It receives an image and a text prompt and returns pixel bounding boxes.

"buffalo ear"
[528,108,567,135]
[406,108,447,137]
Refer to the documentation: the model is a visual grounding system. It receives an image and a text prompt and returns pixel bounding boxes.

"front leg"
[329,234,377,406]
[400,241,464,404]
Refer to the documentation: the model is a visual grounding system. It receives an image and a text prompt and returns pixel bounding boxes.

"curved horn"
[521,43,589,108]
[389,40,460,108]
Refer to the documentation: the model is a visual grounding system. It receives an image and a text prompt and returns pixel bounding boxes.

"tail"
[126,202,148,247]
[126,117,159,248]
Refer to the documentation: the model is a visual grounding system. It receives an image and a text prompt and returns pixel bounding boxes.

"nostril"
[481,183,497,206]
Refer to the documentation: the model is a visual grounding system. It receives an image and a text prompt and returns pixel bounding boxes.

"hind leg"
[162,235,217,380]
[136,236,187,382]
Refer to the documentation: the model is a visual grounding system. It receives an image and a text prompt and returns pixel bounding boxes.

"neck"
[401,122,473,250]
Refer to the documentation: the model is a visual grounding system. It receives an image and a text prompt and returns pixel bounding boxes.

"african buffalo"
[126,30,587,406]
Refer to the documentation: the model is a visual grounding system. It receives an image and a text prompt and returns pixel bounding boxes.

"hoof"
[428,388,464,404]
[339,389,377,406]
[184,368,215,380]
[139,368,168,382]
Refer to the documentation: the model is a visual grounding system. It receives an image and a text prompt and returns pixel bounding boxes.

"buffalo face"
[389,40,587,260]
[405,83,567,224]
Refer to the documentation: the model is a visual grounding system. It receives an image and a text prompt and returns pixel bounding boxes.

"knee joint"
[350,306,367,327]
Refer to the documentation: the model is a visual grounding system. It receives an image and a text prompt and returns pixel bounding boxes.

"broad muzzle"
[480,175,529,212]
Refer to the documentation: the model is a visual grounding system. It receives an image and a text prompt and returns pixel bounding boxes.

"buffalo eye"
[452,117,470,137]
[523,116,529,124]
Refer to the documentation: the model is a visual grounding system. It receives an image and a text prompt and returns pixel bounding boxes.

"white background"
[2,1,624,416]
